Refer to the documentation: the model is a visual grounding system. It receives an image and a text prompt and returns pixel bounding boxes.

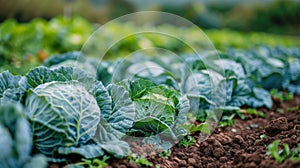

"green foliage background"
[0,16,299,75]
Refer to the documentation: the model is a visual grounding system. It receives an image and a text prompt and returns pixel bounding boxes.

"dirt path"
[109,96,300,168]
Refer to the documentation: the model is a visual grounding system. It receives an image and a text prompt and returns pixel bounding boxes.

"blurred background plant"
[0,0,299,74]
[1,0,299,35]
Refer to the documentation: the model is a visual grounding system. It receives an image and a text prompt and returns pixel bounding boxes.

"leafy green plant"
[178,135,196,148]
[1,24,300,167]
[0,104,47,168]
[159,149,172,159]
[260,134,265,140]
[220,121,235,127]
[286,106,299,112]
[255,134,266,144]
[181,123,211,134]
[270,89,294,101]
[218,110,245,127]
[68,156,110,168]
[0,66,135,160]
[0,16,94,74]
[42,45,300,115]
[283,60,300,95]
[226,46,300,96]
[277,108,284,113]
[120,78,190,147]
[219,119,235,127]
[1,15,300,75]
[267,140,300,164]
[128,154,153,167]
[241,108,265,118]
[0,71,23,105]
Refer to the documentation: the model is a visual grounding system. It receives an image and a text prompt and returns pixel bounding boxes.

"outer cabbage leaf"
[126,61,179,90]
[97,54,180,90]
[43,52,98,77]
[283,61,300,94]
[0,71,20,96]
[182,72,212,99]
[182,54,207,72]
[106,84,135,137]
[96,60,115,86]
[180,68,216,114]
[94,81,112,121]
[94,121,131,158]
[43,51,85,67]
[91,83,135,158]
[23,155,48,168]
[247,88,273,109]
[21,66,95,90]
[261,72,283,90]
[219,77,250,108]
[0,104,47,168]
[20,66,66,90]
[0,124,13,161]
[212,59,246,79]
[0,71,23,104]
[173,95,190,137]
[49,60,97,76]
[58,144,104,159]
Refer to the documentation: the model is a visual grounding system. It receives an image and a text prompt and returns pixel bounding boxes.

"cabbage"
[21,66,134,159]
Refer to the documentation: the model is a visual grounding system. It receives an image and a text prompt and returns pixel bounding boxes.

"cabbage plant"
[117,78,189,148]
[19,66,135,159]
[0,104,47,168]
[0,71,24,105]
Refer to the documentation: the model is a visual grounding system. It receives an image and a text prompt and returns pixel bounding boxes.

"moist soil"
[106,96,300,168]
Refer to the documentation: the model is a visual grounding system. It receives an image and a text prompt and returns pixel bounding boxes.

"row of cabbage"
[0,45,299,167]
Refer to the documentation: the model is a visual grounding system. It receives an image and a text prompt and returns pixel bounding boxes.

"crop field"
[0,15,299,168]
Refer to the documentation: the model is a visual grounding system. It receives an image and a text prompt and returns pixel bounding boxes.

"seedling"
[286,106,299,112]
[128,153,153,167]
[260,134,265,140]
[270,89,294,101]
[178,135,196,148]
[181,123,210,134]
[219,114,236,127]
[255,134,266,143]
[267,140,300,164]
[75,156,110,168]
[159,149,172,159]
[241,108,265,118]
[219,120,235,127]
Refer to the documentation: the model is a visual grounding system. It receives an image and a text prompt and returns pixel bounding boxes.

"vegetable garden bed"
[0,17,299,168]
[48,96,300,168]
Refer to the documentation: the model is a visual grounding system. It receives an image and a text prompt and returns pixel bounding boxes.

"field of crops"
[0,16,299,168]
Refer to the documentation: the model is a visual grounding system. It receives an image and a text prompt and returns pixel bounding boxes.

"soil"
[106,96,300,168]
